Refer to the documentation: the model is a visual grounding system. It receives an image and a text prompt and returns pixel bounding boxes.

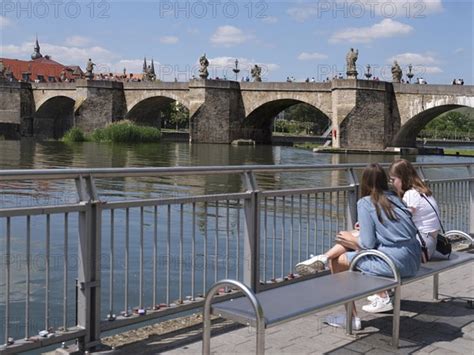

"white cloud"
[388,52,442,75]
[116,59,146,74]
[298,52,328,61]
[187,28,200,35]
[329,19,413,43]
[65,36,92,47]
[160,36,179,44]
[210,26,254,47]
[0,40,118,69]
[0,15,12,28]
[0,39,165,75]
[454,48,464,54]
[287,4,319,22]
[389,52,438,65]
[287,0,443,22]
[262,16,278,24]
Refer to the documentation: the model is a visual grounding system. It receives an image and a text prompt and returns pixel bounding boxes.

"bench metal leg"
[256,325,265,355]
[391,286,401,348]
[202,279,266,354]
[203,307,212,355]
[433,274,439,300]
[345,302,353,335]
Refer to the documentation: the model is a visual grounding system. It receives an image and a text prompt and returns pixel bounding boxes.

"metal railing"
[0,162,472,353]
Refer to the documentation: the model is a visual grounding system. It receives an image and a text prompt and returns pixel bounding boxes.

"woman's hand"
[335,231,361,251]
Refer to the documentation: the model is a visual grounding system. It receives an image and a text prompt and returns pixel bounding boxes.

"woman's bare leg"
[324,243,349,260]
[330,253,358,317]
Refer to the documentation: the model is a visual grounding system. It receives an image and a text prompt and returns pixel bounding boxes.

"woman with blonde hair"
[389,159,442,261]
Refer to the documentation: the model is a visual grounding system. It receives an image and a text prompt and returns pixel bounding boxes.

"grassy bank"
[444,149,474,156]
[62,121,162,143]
[294,143,321,150]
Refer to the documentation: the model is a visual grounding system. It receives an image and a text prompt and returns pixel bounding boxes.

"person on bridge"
[295,163,421,327]
[389,159,441,261]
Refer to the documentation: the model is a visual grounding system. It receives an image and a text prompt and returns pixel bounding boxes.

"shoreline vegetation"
[62,121,162,143]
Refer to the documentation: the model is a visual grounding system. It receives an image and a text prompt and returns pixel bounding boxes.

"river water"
[0,139,472,346]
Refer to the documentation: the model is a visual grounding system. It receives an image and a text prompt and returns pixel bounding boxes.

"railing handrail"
[0,162,472,181]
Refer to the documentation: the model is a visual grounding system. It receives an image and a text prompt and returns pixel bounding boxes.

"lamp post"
[232,59,240,81]
[364,64,372,80]
[407,64,414,83]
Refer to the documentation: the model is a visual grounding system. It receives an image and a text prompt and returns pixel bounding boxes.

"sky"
[0,0,472,83]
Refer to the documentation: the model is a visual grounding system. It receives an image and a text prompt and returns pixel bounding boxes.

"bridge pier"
[332,80,400,150]
[0,81,34,139]
[74,80,126,133]
[189,80,246,144]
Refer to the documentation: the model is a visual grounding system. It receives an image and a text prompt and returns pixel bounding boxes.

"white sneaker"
[325,313,362,331]
[367,294,378,302]
[362,295,394,313]
[295,254,328,275]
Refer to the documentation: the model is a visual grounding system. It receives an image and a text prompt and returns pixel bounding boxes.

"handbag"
[422,196,451,258]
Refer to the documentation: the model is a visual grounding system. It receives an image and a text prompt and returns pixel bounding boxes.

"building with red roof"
[0,37,83,83]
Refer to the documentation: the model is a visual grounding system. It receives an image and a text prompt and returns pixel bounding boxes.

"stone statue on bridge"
[346,48,358,79]
[85,58,95,80]
[199,53,209,79]
[251,64,262,82]
[0,59,6,80]
[59,70,66,82]
[391,60,403,83]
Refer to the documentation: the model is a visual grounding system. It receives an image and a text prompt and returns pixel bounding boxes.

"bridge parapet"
[239,82,332,92]
[393,83,474,95]
[32,82,77,90]
[123,81,189,90]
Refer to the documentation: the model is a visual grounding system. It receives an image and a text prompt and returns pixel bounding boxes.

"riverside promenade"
[98,260,474,355]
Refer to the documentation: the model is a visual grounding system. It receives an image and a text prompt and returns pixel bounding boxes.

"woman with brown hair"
[295,163,421,327]
[389,159,442,261]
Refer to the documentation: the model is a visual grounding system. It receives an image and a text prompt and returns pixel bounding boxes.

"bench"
[202,232,474,355]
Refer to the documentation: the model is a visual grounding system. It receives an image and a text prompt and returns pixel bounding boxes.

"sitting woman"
[295,163,421,327]
[389,159,441,261]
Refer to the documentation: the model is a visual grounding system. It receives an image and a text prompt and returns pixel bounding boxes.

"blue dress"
[346,191,421,278]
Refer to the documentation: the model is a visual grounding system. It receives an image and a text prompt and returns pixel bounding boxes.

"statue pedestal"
[346,70,358,80]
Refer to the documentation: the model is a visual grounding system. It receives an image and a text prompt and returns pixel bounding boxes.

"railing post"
[469,165,474,235]
[75,175,102,351]
[346,168,359,230]
[242,171,260,292]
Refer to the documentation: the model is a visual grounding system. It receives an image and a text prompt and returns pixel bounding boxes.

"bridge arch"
[126,95,191,128]
[392,104,471,147]
[34,96,76,139]
[243,99,331,143]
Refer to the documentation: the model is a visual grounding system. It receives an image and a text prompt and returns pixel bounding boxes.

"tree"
[161,102,189,130]
[420,109,474,140]
[170,102,189,130]
[278,104,330,135]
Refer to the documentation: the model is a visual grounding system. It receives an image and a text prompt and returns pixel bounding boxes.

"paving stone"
[433,338,474,354]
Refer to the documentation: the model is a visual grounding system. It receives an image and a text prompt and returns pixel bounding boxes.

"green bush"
[90,120,161,143]
[62,127,86,142]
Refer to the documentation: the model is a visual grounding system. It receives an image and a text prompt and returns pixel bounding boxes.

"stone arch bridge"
[0,79,472,149]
